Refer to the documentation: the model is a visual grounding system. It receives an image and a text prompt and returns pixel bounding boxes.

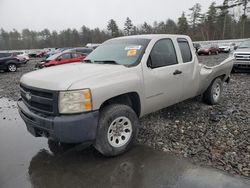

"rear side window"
[72,53,82,58]
[177,38,192,63]
[149,39,178,68]
[60,53,71,59]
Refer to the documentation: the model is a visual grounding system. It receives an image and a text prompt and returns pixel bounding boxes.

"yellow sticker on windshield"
[127,49,137,57]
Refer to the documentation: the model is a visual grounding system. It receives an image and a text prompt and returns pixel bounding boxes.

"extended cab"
[18,35,233,156]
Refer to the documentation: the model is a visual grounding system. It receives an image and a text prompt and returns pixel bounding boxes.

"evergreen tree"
[188,3,202,39]
[107,19,119,37]
[124,17,133,35]
[178,12,189,34]
[205,2,218,40]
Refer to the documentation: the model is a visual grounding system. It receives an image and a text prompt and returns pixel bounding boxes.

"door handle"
[173,70,182,75]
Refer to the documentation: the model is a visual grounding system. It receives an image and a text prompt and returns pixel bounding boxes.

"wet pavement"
[0,98,250,188]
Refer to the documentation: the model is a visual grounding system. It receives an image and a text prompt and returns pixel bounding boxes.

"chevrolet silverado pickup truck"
[232,38,250,71]
[18,34,234,156]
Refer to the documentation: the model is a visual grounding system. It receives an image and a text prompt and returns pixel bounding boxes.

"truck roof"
[111,34,190,40]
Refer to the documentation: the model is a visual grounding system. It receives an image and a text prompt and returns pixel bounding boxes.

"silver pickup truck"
[232,38,250,71]
[18,34,233,156]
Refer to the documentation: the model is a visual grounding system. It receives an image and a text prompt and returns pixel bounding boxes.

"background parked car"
[197,44,219,55]
[36,51,86,68]
[232,39,250,72]
[12,51,30,63]
[66,47,93,55]
[218,43,235,53]
[0,52,21,72]
[44,47,71,59]
[27,50,38,58]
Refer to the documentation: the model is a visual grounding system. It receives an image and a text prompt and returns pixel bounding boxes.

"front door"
[142,38,184,115]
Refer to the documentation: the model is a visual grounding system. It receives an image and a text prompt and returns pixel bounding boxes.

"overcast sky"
[0,0,224,31]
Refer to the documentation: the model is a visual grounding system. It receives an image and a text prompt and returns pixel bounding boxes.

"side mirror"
[234,46,238,50]
[147,56,153,68]
[57,57,62,61]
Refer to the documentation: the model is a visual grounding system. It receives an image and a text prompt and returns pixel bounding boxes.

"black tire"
[203,77,223,105]
[94,104,139,156]
[7,63,17,72]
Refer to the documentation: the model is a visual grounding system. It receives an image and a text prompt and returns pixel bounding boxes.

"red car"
[197,44,219,55]
[37,52,86,68]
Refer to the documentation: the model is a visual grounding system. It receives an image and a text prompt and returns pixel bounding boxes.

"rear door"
[176,38,199,100]
[142,38,184,114]
[71,53,85,62]
[57,53,73,65]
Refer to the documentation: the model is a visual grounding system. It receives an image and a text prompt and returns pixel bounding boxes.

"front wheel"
[203,77,223,105]
[7,63,17,72]
[94,104,139,156]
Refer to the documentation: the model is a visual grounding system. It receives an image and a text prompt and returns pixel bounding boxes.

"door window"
[60,53,71,59]
[149,39,178,68]
[177,38,192,63]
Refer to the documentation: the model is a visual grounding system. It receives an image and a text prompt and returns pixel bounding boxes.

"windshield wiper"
[94,60,120,65]
[83,59,93,63]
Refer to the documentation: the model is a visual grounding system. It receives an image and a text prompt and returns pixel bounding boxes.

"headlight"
[59,89,92,114]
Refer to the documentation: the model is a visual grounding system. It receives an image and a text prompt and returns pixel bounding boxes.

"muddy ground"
[0,54,249,177]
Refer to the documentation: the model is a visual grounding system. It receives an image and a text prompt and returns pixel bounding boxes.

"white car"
[218,43,235,53]
[13,51,30,63]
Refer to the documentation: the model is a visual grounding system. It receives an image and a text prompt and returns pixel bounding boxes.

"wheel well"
[6,61,17,65]
[100,92,141,117]
[218,74,227,82]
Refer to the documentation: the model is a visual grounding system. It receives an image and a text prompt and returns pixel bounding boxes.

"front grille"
[235,53,250,61]
[20,84,58,115]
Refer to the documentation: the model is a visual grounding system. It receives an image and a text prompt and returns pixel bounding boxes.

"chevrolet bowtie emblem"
[26,92,31,101]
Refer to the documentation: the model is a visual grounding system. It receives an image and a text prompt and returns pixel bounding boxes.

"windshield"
[201,44,211,48]
[238,40,250,48]
[85,38,150,66]
[46,52,61,60]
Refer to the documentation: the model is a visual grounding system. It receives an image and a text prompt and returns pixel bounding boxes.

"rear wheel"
[94,104,139,156]
[208,51,212,55]
[7,63,17,72]
[203,77,223,105]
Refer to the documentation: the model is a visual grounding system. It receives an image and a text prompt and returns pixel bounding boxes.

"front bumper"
[219,49,230,53]
[234,61,250,70]
[18,100,99,143]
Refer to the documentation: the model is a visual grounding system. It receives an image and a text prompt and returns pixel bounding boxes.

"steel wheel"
[107,116,132,148]
[213,82,221,102]
[8,64,17,72]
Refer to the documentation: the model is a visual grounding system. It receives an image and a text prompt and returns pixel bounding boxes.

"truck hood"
[20,62,129,90]
[235,48,250,53]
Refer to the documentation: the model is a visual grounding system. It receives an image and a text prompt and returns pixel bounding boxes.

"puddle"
[0,98,48,188]
[0,98,249,188]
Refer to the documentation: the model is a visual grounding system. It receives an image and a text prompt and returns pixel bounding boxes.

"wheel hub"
[107,116,132,148]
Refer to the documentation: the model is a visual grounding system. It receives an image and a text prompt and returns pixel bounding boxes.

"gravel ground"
[0,54,249,177]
